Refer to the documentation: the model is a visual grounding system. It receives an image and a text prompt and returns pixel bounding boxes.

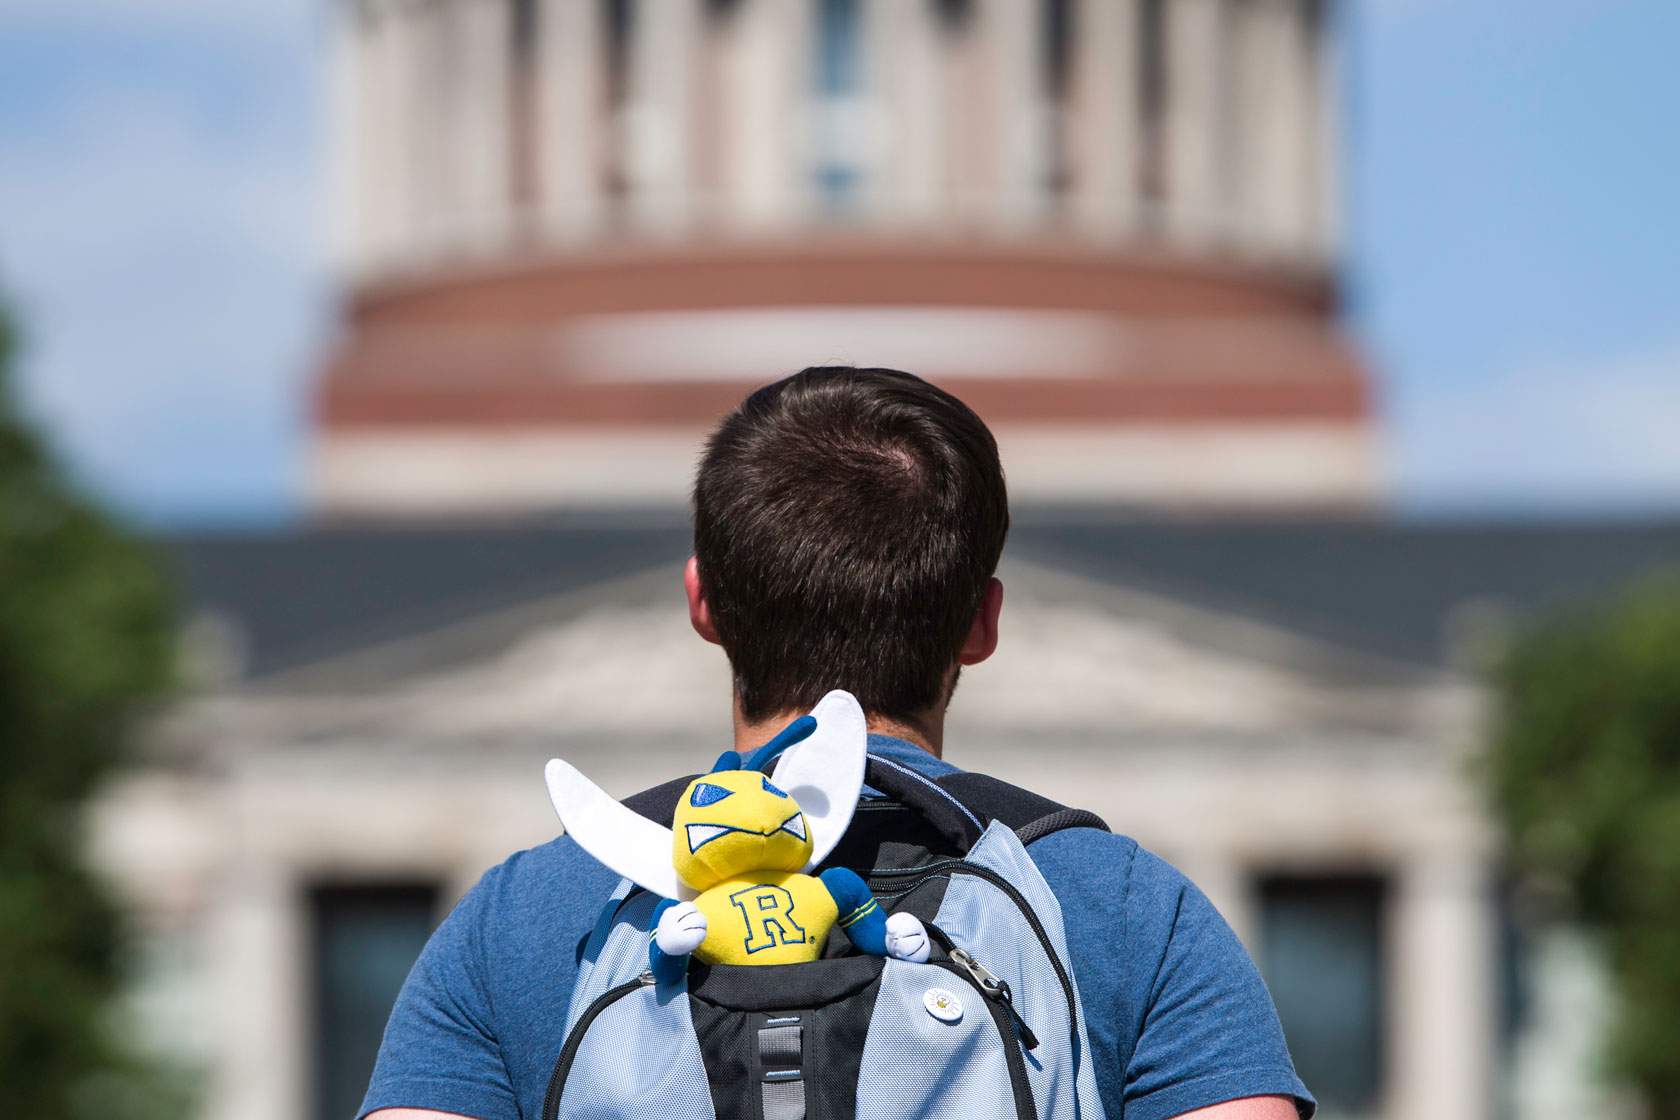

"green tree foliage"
[0,308,182,1118]
[1487,573,1680,1115]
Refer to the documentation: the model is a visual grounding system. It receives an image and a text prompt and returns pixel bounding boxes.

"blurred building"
[83,5,1678,1120]
[97,520,1680,1120]
[316,0,1372,514]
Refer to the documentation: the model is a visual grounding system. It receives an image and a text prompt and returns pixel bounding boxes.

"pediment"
[179,557,1466,755]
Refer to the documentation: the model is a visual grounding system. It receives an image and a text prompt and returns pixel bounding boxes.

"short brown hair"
[693,367,1009,722]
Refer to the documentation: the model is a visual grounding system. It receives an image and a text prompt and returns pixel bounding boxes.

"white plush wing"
[772,690,869,872]
[544,758,688,899]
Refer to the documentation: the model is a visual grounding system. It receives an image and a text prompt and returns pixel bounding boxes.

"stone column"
[204,865,304,1120]
[1278,0,1318,258]
[354,0,388,269]
[864,0,943,228]
[332,0,373,274]
[626,0,702,233]
[1507,928,1630,1120]
[452,0,514,252]
[1304,0,1338,261]
[404,0,452,257]
[1070,0,1141,240]
[1387,855,1496,1120]
[362,0,421,269]
[1163,0,1226,245]
[537,0,603,241]
[1232,0,1311,256]
[720,0,810,230]
[977,0,1047,230]
[1228,0,1266,249]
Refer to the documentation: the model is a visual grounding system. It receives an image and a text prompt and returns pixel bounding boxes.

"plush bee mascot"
[545,691,930,984]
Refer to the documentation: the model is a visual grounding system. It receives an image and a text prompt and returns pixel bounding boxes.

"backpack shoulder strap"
[930,771,1109,845]
[619,762,1109,851]
[623,773,697,825]
[849,758,1109,851]
[1012,806,1112,845]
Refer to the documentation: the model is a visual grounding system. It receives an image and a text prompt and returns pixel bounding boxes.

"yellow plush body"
[692,871,839,965]
[672,770,836,965]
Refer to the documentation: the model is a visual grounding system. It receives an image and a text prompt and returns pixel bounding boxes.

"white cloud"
[1391,341,1680,513]
[0,0,316,36]
[0,4,329,522]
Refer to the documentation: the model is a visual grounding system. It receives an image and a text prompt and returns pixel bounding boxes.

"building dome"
[318,0,1370,514]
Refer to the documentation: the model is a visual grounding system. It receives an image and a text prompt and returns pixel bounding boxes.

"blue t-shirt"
[363,737,1313,1120]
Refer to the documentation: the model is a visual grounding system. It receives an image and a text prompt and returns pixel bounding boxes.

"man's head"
[690,366,1009,726]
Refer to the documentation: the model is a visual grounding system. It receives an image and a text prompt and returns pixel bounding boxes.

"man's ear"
[959,577,1003,666]
[685,557,722,646]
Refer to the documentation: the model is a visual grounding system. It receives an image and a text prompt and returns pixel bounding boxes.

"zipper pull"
[947,947,1039,1050]
[947,946,1004,997]
[637,969,655,986]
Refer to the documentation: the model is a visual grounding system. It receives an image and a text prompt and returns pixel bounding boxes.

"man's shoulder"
[456,835,623,931]
[1025,827,1182,884]
[1023,824,1142,900]
[1024,825,1210,934]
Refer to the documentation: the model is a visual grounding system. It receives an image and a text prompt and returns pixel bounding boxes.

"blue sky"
[0,0,1676,525]
[1343,0,1680,512]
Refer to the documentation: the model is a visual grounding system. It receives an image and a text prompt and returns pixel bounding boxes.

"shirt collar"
[865,732,962,778]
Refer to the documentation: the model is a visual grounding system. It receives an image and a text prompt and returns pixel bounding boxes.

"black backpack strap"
[623,773,697,825]
[931,772,1065,830]
[860,759,1109,851]
[932,771,1109,845]
[619,759,1108,851]
[1013,807,1112,845]
[861,755,986,853]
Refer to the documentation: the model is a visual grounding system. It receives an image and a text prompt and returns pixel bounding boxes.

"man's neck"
[733,705,945,759]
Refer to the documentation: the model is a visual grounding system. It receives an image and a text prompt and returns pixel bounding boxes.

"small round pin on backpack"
[923,986,963,1023]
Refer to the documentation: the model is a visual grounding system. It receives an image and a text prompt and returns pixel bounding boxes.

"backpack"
[542,752,1111,1120]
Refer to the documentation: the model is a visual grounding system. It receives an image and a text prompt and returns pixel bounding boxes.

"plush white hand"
[656,901,708,956]
[884,912,930,963]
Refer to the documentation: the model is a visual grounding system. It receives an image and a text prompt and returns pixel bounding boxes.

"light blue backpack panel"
[548,820,1105,1120]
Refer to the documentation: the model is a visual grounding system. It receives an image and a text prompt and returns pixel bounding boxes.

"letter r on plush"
[731,884,805,954]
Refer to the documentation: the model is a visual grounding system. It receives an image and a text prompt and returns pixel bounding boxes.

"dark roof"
[1009,516,1680,665]
[167,518,691,676]
[164,515,1680,678]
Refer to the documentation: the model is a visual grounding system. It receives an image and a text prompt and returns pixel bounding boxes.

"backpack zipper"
[545,862,1069,1116]
[541,970,655,1120]
[868,860,1078,1053]
[540,909,1049,1119]
[943,941,1040,1051]
[930,947,1040,1120]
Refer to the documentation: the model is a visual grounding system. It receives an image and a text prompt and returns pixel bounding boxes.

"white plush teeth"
[778,813,807,841]
[685,824,732,851]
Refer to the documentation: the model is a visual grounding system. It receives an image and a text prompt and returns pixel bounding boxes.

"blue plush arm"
[648,898,689,985]
[820,866,889,956]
